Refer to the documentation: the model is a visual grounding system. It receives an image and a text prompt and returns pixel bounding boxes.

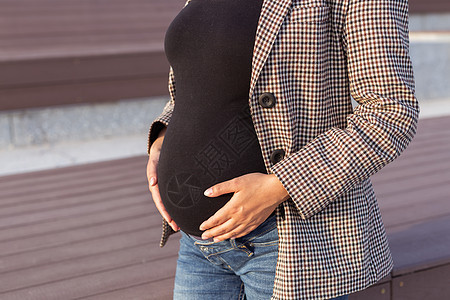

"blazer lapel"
[249,0,292,99]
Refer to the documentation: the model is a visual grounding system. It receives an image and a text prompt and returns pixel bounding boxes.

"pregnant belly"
[159,169,232,236]
[157,132,233,236]
[156,109,267,236]
[158,151,232,236]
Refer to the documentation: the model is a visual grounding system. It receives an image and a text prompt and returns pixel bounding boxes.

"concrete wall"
[409,13,450,103]
[410,35,450,102]
[0,97,167,149]
[410,13,450,31]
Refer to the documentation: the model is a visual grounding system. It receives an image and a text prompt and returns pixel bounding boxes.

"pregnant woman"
[147,0,419,299]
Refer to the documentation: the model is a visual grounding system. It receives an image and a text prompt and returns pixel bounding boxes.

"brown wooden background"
[0,116,449,299]
[0,0,186,111]
[410,0,450,13]
[0,0,449,111]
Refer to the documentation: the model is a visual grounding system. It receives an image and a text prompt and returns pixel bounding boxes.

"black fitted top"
[158,0,266,236]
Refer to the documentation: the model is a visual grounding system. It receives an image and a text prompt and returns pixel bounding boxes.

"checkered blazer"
[147,0,420,298]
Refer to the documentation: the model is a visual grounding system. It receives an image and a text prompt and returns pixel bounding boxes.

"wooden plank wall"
[409,0,450,13]
[0,0,185,111]
[0,0,449,111]
[0,116,449,299]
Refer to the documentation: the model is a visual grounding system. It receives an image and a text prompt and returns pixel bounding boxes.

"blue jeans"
[173,214,349,300]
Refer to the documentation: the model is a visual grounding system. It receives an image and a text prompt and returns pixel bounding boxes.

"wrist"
[268,173,290,205]
[157,126,167,139]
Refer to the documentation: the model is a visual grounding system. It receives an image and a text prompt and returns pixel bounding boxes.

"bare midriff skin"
[147,126,290,242]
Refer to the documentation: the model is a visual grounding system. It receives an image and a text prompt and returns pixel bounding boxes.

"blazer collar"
[249,0,292,99]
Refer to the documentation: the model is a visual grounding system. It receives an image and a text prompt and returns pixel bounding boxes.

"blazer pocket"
[290,6,330,24]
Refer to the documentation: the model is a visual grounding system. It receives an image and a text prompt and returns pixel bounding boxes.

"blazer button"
[258,92,276,108]
[270,149,285,164]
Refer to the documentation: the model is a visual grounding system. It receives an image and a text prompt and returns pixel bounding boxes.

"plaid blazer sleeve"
[270,0,420,219]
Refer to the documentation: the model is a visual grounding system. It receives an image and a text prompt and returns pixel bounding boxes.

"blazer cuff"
[270,154,311,220]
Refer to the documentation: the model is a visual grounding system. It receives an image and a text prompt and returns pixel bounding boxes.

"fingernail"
[213,237,220,243]
[204,188,212,196]
[149,177,155,185]
[199,224,205,231]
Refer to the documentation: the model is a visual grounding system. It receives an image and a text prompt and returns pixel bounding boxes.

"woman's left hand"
[200,173,290,242]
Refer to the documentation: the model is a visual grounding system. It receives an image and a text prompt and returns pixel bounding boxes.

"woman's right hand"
[147,127,179,232]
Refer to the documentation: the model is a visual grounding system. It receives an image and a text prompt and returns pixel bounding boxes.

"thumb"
[146,158,158,187]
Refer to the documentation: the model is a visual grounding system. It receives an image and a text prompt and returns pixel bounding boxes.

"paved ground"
[0,134,148,176]
[0,99,449,176]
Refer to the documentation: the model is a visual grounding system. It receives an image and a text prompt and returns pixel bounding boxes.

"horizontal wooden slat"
[0,213,155,257]
[0,191,147,229]
[409,0,450,13]
[0,167,143,200]
[0,157,144,192]
[392,264,450,300]
[0,203,157,248]
[81,277,176,300]
[375,171,450,199]
[0,159,146,197]
[0,229,176,280]
[0,50,168,84]
[380,189,450,230]
[349,282,390,300]
[372,153,450,186]
[0,74,169,110]
[0,156,145,185]
[0,175,143,207]
[388,215,450,276]
[0,243,160,292]
[0,255,178,300]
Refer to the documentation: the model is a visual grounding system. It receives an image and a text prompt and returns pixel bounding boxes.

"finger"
[213,224,253,242]
[150,184,179,231]
[199,202,234,231]
[204,177,240,197]
[201,218,237,240]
